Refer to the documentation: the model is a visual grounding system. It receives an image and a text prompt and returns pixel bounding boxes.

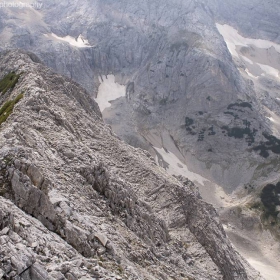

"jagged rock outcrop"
[1,0,279,192]
[0,50,262,279]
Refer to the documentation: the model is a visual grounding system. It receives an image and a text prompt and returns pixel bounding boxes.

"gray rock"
[65,272,77,280]
[0,50,262,280]
[49,271,66,280]
[94,232,108,247]
[0,227,9,235]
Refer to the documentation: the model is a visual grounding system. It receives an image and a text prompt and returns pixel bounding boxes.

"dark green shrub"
[253,133,280,157]
[159,98,168,105]
[185,117,194,127]
[261,183,280,218]
[0,72,20,95]
[227,101,252,110]
[208,126,216,136]
[222,125,257,146]
[224,111,239,119]
[198,129,205,141]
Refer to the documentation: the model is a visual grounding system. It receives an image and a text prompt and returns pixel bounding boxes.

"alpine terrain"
[0,0,280,279]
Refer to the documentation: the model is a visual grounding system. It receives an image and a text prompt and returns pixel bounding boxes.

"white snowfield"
[216,24,280,56]
[45,33,93,48]
[257,63,279,78]
[95,75,126,113]
[154,147,207,185]
[247,258,280,280]
[216,23,280,79]
[147,130,208,185]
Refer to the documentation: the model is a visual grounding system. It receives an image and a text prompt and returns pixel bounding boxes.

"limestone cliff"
[0,50,261,280]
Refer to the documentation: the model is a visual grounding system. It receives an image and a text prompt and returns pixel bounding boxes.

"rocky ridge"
[0,50,262,279]
[0,0,277,190]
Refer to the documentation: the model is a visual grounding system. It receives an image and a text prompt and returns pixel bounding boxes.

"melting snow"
[45,33,93,48]
[247,258,280,280]
[266,116,276,123]
[216,24,280,57]
[154,147,207,185]
[240,55,253,65]
[216,23,280,80]
[95,75,126,112]
[245,69,257,78]
[257,63,279,78]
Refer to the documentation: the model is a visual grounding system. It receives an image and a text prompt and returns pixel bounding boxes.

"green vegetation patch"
[208,126,216,136]
[0,93,24,126]
[261,183,280,219]
[227,101,252,111]
[0,155,14,197]
[198,129,206,142]
[222,125,257,146]
[224,111,239,119]
[185,117,194,127]
[253,133,280,158]
[0,72,21,95]
[185,117,196,135]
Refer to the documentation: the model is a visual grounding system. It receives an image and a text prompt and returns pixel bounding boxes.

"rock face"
[1,0,280,193]
[0,50,262,279]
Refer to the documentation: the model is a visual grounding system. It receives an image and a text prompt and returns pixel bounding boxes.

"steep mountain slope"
[1,0,279,191]
[1,1,280,278]
[0,50,262,279]
[208,0,280,44]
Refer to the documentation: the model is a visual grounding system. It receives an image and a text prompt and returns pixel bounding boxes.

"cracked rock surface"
[0,50,262,279]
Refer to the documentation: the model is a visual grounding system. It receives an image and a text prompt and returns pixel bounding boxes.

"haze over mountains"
[0,0,280,279]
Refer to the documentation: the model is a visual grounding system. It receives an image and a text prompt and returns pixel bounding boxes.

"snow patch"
[247,258,280,280]
[257,63,279,78]
[216,24,280,57]
[45,33,93,48]
[216,23,280,80]
[241,55,253,65]
[245,69,257,78]
[266,116,276,123]
[264,108,280,138]
[154,147,207,185]
[95,75,126,113]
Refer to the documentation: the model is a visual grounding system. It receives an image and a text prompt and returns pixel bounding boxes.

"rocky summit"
[0,50,262,279]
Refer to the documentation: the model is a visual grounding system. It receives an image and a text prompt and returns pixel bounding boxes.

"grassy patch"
[0,72,20,95]
[248,201,263,211]
[0,93,24,126]
[0,155,14,197]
